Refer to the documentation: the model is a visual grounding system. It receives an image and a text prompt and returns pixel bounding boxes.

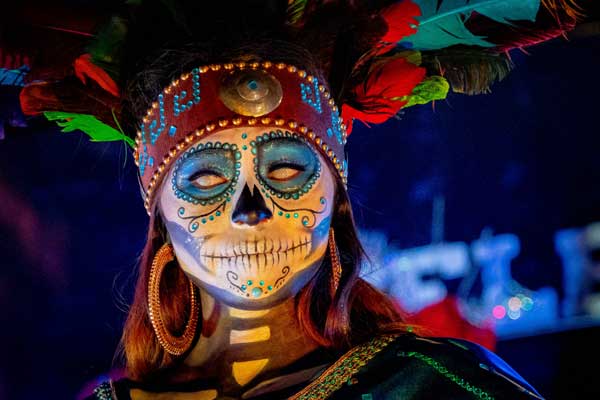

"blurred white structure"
[361,229,564,339]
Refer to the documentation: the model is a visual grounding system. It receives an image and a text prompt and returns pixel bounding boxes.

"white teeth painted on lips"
[206,248,308,272]
[199,236,312,259]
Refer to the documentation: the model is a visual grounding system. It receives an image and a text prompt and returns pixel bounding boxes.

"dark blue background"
[0,32,599,399]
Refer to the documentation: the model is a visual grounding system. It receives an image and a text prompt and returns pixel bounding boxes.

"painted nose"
[232,184,273,226]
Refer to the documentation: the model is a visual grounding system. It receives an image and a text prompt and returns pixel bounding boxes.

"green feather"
[44,111,135,149]
[85,16,128,81]
[287,0,308,25]
[401,0,541,50]
[397,76,450,108]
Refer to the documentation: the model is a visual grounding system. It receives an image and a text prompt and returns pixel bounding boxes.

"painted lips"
[199,236,312,272]
[199,236,311,258]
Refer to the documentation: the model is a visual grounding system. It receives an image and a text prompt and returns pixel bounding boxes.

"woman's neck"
[176,288,323,394]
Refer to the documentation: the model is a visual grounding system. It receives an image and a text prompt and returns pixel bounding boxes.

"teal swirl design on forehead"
[251,130,321,200]
[172,141,241,205]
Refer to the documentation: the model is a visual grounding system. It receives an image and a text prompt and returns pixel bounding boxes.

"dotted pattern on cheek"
[250,130,321,201]
[177,203,229,232]
[270,196,328,229]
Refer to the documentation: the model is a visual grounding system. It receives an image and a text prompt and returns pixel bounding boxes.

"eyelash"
[189,170,221,180]
[268,161,307,173]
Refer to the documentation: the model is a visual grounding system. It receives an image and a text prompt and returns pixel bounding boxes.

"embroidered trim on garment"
[92,380,116,400]
[288,334,398,400]
[397,351,495,400]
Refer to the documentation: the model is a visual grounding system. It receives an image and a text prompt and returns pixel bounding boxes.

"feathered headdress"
[0,0,590,170]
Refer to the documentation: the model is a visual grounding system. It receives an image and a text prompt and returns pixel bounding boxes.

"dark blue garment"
[86,333,543,399]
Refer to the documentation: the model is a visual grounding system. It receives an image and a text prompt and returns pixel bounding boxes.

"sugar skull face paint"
[159,127,335,309]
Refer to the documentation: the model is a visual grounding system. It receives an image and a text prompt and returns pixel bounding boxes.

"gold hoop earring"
[328,228,342,297]
[148,243,199,356]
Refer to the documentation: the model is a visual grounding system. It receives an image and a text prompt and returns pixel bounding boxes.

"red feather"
[380,0,421,43]
[377,0,422,55]
[19,81,59,116]
[19,77,121,129]
[74,54,119,97]
[342,56,426,134]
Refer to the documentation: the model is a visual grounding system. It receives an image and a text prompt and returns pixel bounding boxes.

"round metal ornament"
[219,69,283,117]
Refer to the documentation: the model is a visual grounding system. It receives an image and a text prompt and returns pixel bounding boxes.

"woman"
[11,0,587,398]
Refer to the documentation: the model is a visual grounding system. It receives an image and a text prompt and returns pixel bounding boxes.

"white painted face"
[159,126,336,309]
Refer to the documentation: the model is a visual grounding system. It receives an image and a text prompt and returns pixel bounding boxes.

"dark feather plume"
[466,0,582,53]
[421,48,514,95]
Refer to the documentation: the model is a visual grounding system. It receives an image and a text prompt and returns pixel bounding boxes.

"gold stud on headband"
[219,69,283,117]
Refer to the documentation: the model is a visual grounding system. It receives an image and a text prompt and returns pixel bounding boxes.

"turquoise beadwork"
[300,77,323,113]
[138,68,200,176]
[326,108,344,145]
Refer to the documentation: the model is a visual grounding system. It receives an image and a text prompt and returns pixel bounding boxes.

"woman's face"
[159,126,336,309]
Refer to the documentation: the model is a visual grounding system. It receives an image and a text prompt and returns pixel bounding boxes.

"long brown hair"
[120,169,412,381]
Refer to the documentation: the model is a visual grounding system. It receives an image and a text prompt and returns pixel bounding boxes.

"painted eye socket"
[257,137,319,194]
[173,148,237,201]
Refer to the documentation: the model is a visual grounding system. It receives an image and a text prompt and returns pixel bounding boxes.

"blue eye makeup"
[254,131,320,199]
[172,142,241,205]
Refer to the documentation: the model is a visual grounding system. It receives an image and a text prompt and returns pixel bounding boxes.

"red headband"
[134,61,348,213]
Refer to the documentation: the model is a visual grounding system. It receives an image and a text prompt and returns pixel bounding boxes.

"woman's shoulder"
[84,333,544,400]
[291,332,544,400]
[393,334,543,398]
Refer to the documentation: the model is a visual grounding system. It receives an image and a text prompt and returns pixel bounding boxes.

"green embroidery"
[397,351,495,400]
[290,335,397,400]
[93,381,115,400]
[447,338,471,351]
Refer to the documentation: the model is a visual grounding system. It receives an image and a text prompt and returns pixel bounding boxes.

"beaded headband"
[134,61,349,214]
